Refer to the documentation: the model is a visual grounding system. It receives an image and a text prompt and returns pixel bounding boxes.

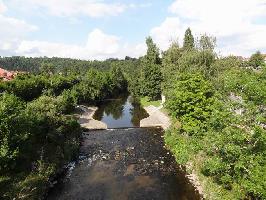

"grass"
[140,96,161,107]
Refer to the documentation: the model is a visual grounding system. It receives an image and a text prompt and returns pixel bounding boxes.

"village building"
[0,67,15,81]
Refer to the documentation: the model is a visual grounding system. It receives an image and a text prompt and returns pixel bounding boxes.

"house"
[0,67,15,81]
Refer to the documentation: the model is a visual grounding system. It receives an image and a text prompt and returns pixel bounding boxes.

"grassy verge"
[140,96,161,107]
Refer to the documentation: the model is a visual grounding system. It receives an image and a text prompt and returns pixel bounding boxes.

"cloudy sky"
[0,0,266,60]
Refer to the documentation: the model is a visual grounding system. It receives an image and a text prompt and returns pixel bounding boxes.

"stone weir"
[75,105,107,130]
[76,104,171,131]
[140,105,171,130]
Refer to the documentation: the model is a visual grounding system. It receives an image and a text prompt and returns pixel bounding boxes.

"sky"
[0,0,266,60]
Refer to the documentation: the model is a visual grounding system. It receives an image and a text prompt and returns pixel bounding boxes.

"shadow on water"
[47,128,202,200]
[93,95,149,128]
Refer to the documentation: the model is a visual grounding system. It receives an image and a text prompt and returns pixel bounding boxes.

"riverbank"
[165,129,241,200]
[75,105,107,130]
[139,101,205,199]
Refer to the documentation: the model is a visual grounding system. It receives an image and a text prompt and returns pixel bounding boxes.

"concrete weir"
[140,105,171,130]
[76,102,171,130]
[76,105,107,130]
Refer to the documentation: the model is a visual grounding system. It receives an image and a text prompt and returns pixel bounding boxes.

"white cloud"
[86,29,120,55]
[12,0,128,18]
[150,17,184,51]
[0,1,38,56]
[0,0,7,14]
[150,0,266,56]
[0,0,145,60]
[16,29,146,60]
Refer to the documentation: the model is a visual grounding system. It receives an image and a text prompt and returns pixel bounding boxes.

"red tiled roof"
[0,67,14,81]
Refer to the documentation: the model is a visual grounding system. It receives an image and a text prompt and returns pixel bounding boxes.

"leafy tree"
[139,37,162,100]
[161,41,182,90]
[198,34,216,51]
[166,73,216,135]
[40,63,55,75]
[249,51,264,68]
[183,28,195,51]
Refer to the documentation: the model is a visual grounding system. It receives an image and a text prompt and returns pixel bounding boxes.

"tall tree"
[161,41,182,90]
[183,28,195,51]
[198,34,216,52]
[249,51,264,68]
[140,37,162,100]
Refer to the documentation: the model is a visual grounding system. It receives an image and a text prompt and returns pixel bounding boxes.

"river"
[46,96,201,200]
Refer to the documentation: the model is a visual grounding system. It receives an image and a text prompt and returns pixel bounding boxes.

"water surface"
[47,128,201,200]
[93,96,148,128]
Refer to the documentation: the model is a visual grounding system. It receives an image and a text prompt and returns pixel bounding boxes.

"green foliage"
[140,96,161,107]
[140,63,162,100]
[249,51,265,68]
[198,34,216,51]
[161,42,182,90]
[0,56,129,73]
[162,29,266,198]
[223,68,266,105]
[183,28,195,51]
[164,52,266,199]
[0,93,27,174]
[144,36,161,65]
[0,92,81,199]
[164,129,192,164]
[138,37,162,100]
[166,73,216,135]
[0,63,128,199]
[161,42,216,92]
[1,74,47,101]
[72,67,127,103]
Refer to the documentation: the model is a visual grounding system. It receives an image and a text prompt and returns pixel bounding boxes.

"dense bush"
[1,75,47,101]
[166,73,216,135]
[0,93,81,199]
[165,64,266,199]
[163,30,266,200]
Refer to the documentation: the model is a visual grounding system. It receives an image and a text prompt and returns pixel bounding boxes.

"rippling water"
[47,128,201,200]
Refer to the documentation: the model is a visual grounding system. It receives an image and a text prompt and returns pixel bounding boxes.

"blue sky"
[0,0,266,60]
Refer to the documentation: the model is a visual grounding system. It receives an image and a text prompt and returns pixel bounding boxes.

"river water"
[47,96,201,200]
[93,95,148,128]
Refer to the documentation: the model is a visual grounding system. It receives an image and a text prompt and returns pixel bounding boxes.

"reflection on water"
[93,95,149,128]
[47,128,202,200]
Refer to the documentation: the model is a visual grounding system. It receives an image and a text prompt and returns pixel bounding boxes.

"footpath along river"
[46,96,202,200]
